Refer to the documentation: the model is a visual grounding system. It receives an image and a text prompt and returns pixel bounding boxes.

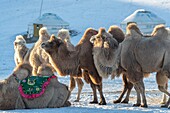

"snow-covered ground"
[0,0,170,112]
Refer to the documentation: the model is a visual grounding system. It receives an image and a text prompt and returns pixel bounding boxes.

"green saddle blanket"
[18,75,56,99]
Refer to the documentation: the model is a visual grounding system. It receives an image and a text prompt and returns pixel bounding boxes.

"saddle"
[18,75,56,99]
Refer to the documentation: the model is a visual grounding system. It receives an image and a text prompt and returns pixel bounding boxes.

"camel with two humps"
[41,28,106,105]
[29,27,83,102]
[0,63,70,110]
[90,25,169,107]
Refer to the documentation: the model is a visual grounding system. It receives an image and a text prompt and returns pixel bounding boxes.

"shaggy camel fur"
[90,27,133,103]
[29,27,50,75]
[41,28,106,105]
[0,63,70,110]
[14,35,29,65]
[118,23,170,108]
[90,25,168,106]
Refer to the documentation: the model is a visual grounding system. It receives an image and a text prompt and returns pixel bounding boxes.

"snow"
[0,0,170,112]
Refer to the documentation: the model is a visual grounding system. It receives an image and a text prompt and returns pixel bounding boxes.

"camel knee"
[76,78,84,89]
[89,74,102,85]
[90,77,102,85]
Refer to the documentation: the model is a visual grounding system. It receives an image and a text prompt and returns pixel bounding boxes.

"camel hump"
[15,35,25,42]
[85,28,98,35]
[151,24,168,38]
[99,27,106,34]
[39,27,49,36]
[126,23,143,38]
[57,29,71,42]
[108,25,125,43]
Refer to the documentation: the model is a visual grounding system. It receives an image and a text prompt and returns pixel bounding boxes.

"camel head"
[41,34,64,54]
[13,63,32,80]
[37,64,55,77]
[90,28,119,78]
[90,28,118,49]
[14,35,26,50]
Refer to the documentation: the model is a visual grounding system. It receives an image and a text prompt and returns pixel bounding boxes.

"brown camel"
[29,27,83,102]
[41,28,106,105]
[90,25,169,107]
[0,63,70,110]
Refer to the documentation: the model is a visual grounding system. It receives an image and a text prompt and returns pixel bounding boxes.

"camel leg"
[69,76,76,92]
[114,74,128,103]
[135,80,147,107]
[133,83,141,107]
[96,82,106,105]
[160,83,168,104]
[156,72,168,104]
[74,78,84,102]
[89,81,98,104]
[121,80,133,103]
[158,85,170,108]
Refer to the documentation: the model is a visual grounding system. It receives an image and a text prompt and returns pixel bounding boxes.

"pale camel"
[0,63,70,110]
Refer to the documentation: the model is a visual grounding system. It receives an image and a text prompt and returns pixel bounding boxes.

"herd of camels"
[0,23,170,109]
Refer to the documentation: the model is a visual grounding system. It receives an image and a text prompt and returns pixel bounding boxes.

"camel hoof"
[113,99,121,103]
[133,103,141,107]
[63,101,71,107]
[74,99,79,102]
[140,104,148,108]
[160,101,166,104]
[89,101,98,104]
[99,100,107,105]
[161,104,168,108]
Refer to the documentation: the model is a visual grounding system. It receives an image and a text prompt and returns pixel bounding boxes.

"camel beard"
[93,47,118,79]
